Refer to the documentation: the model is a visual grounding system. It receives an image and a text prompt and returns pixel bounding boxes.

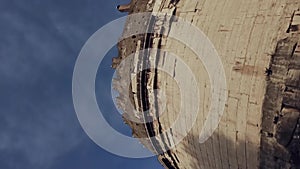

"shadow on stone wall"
[177,130,300,169]
[177,132,259,169]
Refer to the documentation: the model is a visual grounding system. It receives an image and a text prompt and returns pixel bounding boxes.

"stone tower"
[113,0,300,168]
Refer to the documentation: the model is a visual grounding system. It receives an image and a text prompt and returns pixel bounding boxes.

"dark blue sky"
[0,0,164,168]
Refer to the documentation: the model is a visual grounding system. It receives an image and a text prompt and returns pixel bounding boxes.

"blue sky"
[0,0,164,168]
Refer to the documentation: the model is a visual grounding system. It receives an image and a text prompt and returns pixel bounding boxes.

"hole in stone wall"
[274,116,279,124]
[290,25,299,32]
[267,132,274,137]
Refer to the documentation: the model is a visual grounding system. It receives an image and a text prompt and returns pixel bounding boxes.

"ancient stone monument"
[113,0,300,168]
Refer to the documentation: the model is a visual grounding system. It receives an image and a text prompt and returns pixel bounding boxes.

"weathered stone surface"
[276,108,299,146]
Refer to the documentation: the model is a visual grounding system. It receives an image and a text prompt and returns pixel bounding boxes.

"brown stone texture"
[113,0,300,168]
